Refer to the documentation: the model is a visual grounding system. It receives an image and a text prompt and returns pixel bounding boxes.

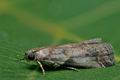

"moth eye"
[28,54,35,60]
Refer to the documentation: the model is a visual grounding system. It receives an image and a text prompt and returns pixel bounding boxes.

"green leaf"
[0,0,120,80]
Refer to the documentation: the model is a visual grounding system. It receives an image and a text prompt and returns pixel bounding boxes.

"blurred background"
[0,0,120,80]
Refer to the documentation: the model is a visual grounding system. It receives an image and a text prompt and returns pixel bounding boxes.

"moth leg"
[37,60,45,75]
[98,61,106,68]
[97,57,105,68]
[65,67,80,71]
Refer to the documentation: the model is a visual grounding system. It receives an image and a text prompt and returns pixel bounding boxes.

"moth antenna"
[37,60,45,75]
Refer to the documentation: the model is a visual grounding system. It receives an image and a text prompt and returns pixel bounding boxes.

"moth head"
[25,48,49,61]
[25,49,36,61]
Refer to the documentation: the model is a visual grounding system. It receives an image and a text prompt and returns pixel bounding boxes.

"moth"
[24,38,115,75]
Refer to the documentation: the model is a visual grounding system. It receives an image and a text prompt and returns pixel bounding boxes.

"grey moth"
[24,38,115,75]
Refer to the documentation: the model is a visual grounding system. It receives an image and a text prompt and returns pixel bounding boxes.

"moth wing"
[63,56,101,68]
[44,48,70,67]
[63,38,114,68]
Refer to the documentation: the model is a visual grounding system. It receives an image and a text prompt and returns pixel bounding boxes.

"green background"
[0,0,120,80]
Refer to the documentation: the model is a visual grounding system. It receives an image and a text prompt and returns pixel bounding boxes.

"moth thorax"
[36,48,49,60]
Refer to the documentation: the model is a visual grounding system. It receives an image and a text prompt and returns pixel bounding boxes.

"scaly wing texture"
[0,0,120,80]
[63,38,115,68]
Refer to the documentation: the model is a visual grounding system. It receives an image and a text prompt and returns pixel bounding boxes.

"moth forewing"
[25,38,115,74]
